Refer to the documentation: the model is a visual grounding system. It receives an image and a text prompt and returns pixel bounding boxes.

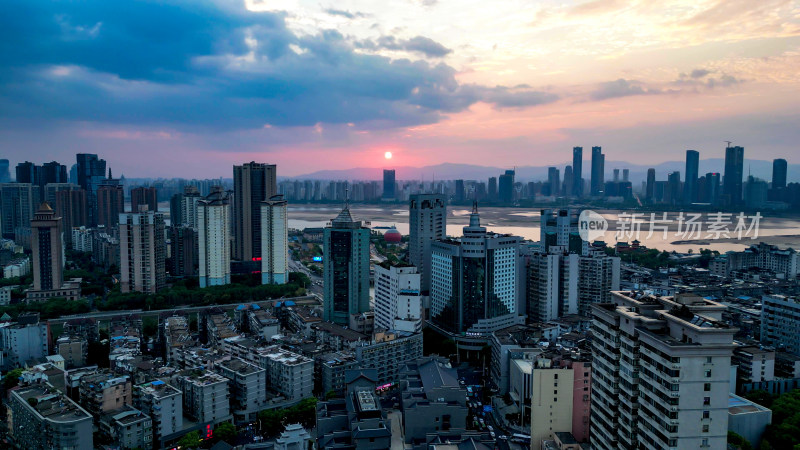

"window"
[706,356,712,364]
[554,374,558,379]
[702,425,709,433]
[704,370,712,378]
[554,390,558,395]
[703,397,710,406]
[702,438,709,447]
[704,383,711,392]
[702,410,710,419]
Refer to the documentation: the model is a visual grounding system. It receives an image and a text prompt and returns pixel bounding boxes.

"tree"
[177,431,202,449]
[743,389,775,409]
[212,421,236,444]
[3,368,24,389]
[727,431,753,450]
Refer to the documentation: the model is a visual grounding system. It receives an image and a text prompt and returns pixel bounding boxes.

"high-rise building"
[408,193,446,293]
[547,167,560,197]
[646,168,656,201]
[572,147,583,197]
[761,294,800,355]
[119,210,166,293]
[374,263,422,333]
[684,150,699,204]
[430,203,522,341]
[773,158,788,189]
[169,192,183,227]
[499,169,515,203]
[52,186,88,245]
[577,250,620,317]
[233,162,277,262]
[590,292,737,449]
[613,168,620,182]
[454,179,465,202]
[198,187,231,288]
[15,161,37,184]
[40,161,68,185]
[130,186,158,213]
[383,169,396,200]
[539,209,583,254]
[623,168,629,182]
[0,159,9,183]
[181,185,201,228]
[563,165,574,197]
[528,359,576,450]
[723,145,745,205]
[0,183,35,238]
[76,153,107,226]
[170,226,198,277]
[323,203,370,325]
[704,172,721,205]
[96,181,124,228]
[590,146,604,196]
[488,176,498,201]
[526,251,578,322]
[31,202,63,292]
[261,194,288,285]
[667,171,682,205]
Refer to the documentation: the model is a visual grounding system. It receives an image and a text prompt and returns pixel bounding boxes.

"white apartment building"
[177,371,231,424]
[72,226,93,252]
[373,263,423,333]
[261,194,288,285]
[591,292,737,450]
[198,187,231,288]
[217,357,267,424]
[135,380,183,446]
[251,346,314,401]
[761,294,800,355]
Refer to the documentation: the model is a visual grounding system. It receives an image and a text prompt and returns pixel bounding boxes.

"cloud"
[356,35,452,58]
[690,69,712,78]
[323,8,370,19]
[589,79,661,100]
[0,0,555,135]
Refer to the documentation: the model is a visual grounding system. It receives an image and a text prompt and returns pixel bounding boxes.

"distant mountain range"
[294,159,799,184]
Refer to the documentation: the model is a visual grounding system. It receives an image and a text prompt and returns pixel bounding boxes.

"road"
[49,294,319,324]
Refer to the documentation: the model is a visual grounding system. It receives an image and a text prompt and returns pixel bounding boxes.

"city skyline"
[1,0,798,177]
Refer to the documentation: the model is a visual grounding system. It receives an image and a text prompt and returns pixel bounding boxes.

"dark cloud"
[690,69,712,78]
[706,74,743,88]
[323,8,370,19]
[589,79,661,100]
[356,35,452,58]
[0,0,547,134]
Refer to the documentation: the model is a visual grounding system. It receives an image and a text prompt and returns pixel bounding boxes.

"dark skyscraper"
[646,168,656,201]
[773,158,788,189]
[233,162,277,262]
[563,165,574,197]
[667,171,681,205]
[323,204,370,325]
[16,162,37,184]
[723,145,745,205]
[499,169,515,203]
[0,159,9,183]
[704,172,721,205]
[488,177,497,200]
[382,169,396,200]
[76,153,107,226]
[683,150,699,204]
[590,146,604,196]
[547,167,560,196]
[131,186,158,213]
[40,161,68,185]
[96,183,124,228]
[31,202,63,292]
[572,147,583,197]
[454,179,465,202]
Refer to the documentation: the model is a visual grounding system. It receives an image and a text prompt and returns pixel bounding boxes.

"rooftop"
[13,384,92,423]
[218,357,263,375]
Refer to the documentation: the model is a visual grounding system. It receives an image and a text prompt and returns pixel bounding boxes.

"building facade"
[261,194,288,284]
[30,202,63,293]
[233,162,277,261]
[409,193,446,293]
[374,263,423,333]
[119,210,166,293]
[198,187,231,288]
[9,382,94,450]
[323,204,370,325]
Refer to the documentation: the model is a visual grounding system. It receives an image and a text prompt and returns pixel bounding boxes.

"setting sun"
[384,151,392,160]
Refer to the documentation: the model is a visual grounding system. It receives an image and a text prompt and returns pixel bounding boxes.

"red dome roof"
[384,227,402,243]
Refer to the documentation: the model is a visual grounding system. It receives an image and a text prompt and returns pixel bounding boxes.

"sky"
[0,0,798,178]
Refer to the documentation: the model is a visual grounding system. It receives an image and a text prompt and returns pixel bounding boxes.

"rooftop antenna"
[344,185,349,210]
[725,141,732,148]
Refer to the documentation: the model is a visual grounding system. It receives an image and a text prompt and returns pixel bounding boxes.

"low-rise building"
[79,372,132,416]
[57,335,88,369]
[0,312,48,371]
[400,357,468,446]
[217,357,267,424]
[176,370,231,424]
[99,405,153,450]
[135,380,183,447]
[252,346,314,402]
[355,329,424,386]
[733,345,775,383]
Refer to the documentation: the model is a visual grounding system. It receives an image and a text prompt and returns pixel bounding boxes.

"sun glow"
[384,151,392,160]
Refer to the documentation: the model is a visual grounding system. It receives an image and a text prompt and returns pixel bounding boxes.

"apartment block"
[9,382,94,450]
[217,357,267,424]
[590,292,737,449]
[761,294,800,355]
[135,380,183,446]
[176,370,231,424]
